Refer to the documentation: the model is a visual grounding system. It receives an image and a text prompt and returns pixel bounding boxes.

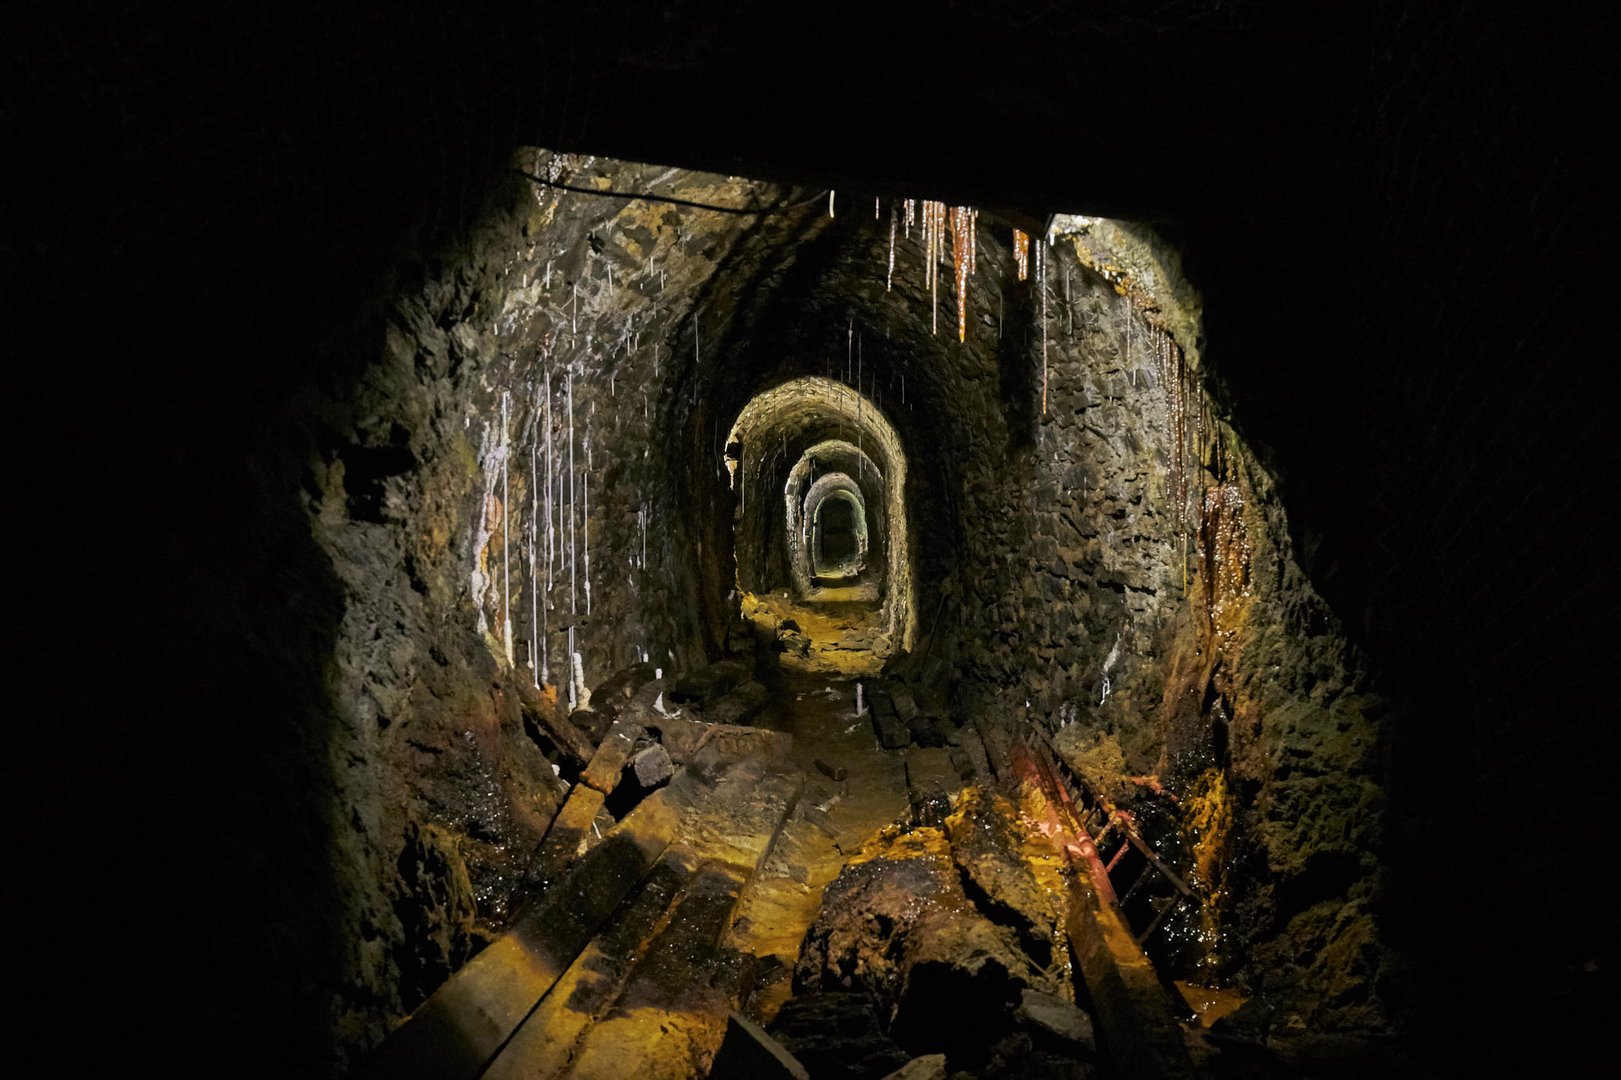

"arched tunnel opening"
[728,376,911,675]
[810,488,862,578]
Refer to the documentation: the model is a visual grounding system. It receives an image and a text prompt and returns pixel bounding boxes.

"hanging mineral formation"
[567,369,576,621]
[1013,228,1030,281]
[920,200,948,335]
[886,205,897,291]
[500,391,513,665]
[1036,241,1049,415]
[951,206,978,343]
[583,429,592,616]
[530,437,541,686]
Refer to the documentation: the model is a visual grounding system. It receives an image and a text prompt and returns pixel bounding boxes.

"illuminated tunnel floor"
[739,590,886,675]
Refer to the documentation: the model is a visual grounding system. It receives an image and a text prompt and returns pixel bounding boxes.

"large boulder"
[793,825,1057,1070]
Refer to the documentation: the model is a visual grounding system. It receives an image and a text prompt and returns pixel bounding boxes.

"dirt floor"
[740,588,887,675]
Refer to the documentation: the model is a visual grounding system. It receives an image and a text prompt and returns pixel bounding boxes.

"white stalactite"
[531,440,541,686]
[568,370,577,632]
[501,391,513,666]
[572,651,590,711]
[584,426,592,615]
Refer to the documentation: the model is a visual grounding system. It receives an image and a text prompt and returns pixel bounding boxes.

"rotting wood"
[355,783,690,1080]
[580,716,644,793]
[518,679,596,766]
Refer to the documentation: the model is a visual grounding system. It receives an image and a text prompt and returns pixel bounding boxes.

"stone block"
[1016,987,1096,1054]
[872,708,911,750]
[630,743,673,789]
[891,687,920,721]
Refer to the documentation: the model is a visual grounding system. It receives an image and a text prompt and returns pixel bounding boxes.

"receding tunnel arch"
[785,443,886,597]
[812,491,863,576]
[805,477,868,582]
[726,376,914,662]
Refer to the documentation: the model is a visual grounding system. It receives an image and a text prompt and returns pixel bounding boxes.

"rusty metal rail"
[1029,728,1196,947]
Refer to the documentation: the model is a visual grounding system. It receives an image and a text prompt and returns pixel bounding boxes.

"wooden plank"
[519,680,597,766]
[482,857,696,1080]
[579,716,643,794]
[355,782,690,1080]
[1065,875,1198,1080]
[526,784,608,891]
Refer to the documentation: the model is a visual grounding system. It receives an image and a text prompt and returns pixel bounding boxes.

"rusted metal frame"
[1028,730,1197,957]
[1119,859,1156,907]
[1032,730,1196,903]
[1136,894,1186,945]
[1128,834,1196,900]
[1010,734,1119,905]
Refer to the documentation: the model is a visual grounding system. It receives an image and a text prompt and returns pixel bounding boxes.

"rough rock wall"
[300,151,801,1061]
[933,224,1390,1032]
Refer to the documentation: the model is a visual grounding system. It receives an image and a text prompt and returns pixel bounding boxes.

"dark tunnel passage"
[726,372,912,673]
[16,6,1609,1078]
[810,487,862,577]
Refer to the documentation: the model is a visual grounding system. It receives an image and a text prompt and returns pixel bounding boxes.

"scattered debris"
[815,758,849,782]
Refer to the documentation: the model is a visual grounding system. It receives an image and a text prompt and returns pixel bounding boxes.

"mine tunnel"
[17,5,1608,1079]
[323,151,1389,1080]
[809,488,863,580]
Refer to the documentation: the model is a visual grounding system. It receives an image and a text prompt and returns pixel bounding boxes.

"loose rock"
[630,743,673,789]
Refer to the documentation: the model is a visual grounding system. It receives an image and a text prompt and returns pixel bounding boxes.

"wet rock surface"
[785,802,1085,1076]
[768,993,911,1080]
[946,787,1066,970]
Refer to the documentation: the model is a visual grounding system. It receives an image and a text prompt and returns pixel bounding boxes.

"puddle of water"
[1174,980,1246,1027]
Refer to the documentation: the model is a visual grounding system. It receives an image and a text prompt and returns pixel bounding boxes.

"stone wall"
[298,152,795,1061]
[930,222,1391,1031]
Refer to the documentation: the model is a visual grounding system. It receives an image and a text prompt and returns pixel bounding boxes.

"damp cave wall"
[804,215,1389,1030]
[301,155,834,1059]
[651,186,1387,1029]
